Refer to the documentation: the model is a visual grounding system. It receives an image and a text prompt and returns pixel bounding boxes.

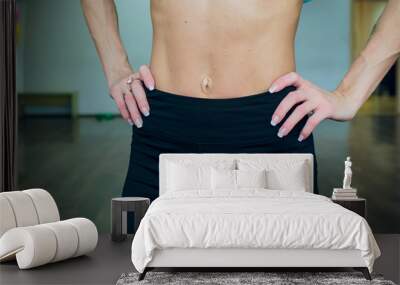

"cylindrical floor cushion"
[0,218,98,269]
[0,189,98,269]
[0,189,60,236]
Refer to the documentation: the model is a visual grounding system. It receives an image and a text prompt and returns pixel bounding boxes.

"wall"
[20,0,152,115]
[296,0,351,90]
[19,0,351,115]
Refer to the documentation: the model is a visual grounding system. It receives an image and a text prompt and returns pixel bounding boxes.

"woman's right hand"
[108,65,155,128]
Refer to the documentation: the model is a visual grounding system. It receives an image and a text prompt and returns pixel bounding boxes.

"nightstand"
[331,197,366,218]
[111,197,150,242]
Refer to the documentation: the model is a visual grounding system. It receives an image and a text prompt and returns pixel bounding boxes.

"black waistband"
[134,85,311,146]
[144,85,296,109]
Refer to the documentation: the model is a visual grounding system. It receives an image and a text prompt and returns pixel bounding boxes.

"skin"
[81,0,400,141]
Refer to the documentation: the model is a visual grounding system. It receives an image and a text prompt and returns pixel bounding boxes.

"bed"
[130,153,381,281]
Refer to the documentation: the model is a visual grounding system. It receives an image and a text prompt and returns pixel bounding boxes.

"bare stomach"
[149,0,303,99]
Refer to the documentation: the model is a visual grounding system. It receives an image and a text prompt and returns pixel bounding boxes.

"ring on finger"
[126,76,134,85]
[126,73,140,84]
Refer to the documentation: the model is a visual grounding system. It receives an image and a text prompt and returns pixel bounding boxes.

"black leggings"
[122,85,318,231]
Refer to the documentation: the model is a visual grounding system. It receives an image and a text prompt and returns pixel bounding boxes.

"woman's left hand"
[269,72,358,142]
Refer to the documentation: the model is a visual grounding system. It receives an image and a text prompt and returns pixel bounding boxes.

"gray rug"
[116,271,396,285]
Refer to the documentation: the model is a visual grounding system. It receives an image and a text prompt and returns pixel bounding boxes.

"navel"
[201,75,213,95]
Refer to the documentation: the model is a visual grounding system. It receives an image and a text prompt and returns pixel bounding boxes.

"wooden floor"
[16,115,400,234]
[0,234,399,284]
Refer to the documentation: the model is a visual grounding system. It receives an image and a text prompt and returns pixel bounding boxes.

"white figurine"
[342,156,353,189]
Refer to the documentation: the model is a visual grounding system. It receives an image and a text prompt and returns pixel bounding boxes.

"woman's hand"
[269,72,358,142]
[109,65,155,128]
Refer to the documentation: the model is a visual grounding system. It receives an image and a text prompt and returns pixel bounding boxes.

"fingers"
[269,72,303,93]
[129,79,150,117]
[123,91,143,128]
[270,90,306,126]
[110,76,146,127]
[109,67,155,126]
[139,65,155,91]
[277,101,316,138]
[298,111,326,141]
[112,91,131,124]
[269,73,332,141]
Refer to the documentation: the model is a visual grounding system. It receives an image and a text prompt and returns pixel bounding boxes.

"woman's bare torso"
[149,0,303,98]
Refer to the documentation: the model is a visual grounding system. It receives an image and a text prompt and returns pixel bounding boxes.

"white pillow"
[237,169,267,189]
[237,159,309,191]
[166,160,236,192]
[211,168,236,190]
[266,167,307,191]
[167,162,211,191]
[211,168,267,190]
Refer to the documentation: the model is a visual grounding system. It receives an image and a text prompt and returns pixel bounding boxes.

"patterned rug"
[116,271,396,285]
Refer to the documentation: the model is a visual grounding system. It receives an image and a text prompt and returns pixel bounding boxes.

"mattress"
[131,190,380,273]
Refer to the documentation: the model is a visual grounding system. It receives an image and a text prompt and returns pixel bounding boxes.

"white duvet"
[131,190,380,273]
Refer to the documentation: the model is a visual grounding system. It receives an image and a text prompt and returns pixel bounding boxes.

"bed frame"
[138,153,372,281]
